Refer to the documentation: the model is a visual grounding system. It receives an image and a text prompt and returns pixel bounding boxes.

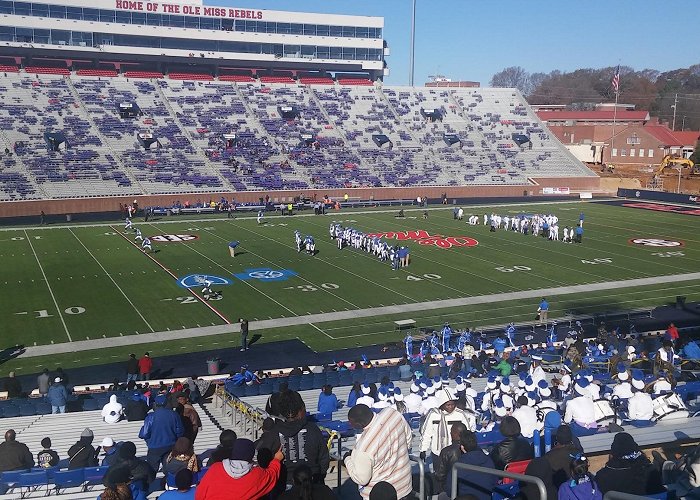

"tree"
[490,66,531,94]
[690,139,700,166]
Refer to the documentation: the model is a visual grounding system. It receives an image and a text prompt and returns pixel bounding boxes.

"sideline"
[16,270,700,359]
[0,198,609,232]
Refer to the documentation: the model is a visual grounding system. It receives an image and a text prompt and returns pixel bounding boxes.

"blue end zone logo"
[178,274,232,288]
[234,268,297,282]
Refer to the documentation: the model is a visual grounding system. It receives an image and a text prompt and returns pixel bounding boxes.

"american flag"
[612,65,620,93]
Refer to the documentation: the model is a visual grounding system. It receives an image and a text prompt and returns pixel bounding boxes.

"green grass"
[2,199,699,374]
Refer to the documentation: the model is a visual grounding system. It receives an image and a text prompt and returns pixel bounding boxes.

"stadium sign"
[367,230,478,249]
[629,238,684,248]
[150,234,199,242]
[114,0,263,19]
[178,274,231,288]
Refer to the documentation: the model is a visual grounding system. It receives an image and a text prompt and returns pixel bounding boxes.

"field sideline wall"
[0,177,599,217]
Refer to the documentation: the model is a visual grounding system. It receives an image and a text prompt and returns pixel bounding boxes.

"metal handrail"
[603,491,657,500]
[450,462,547,500]
[408,454,425,500]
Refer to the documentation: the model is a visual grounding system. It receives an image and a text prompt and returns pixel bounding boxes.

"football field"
[2,199,700,369]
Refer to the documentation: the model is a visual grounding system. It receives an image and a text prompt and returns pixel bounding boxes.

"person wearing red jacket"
[195,439,283,500]
[138,353,153,381]
[665,323,680,345]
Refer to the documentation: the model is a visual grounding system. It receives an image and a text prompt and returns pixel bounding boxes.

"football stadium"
[0,0,699,498]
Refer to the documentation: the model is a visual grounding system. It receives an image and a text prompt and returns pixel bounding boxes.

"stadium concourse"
[1,306,700,499]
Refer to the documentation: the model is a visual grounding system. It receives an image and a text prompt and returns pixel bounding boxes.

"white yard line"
[22,229,72,342]
[68,228,154,333]
[309,323,332,339]
[146,222,298,317]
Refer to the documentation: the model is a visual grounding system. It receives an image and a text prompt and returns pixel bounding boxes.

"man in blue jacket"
[447,429,498,499]
[47,377,69,413]
[139,394,184,472]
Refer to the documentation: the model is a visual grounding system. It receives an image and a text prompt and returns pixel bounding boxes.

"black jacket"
[544,443,581,488]
[3,377,22,398]
[126,358,139,375]
[595,457,664,496]
[125,399,149,421]
[256,416,330,486]
[433,442,462,493]
[107,457,155,490]
[67,437,97,470]
[0,441,34,472]
[489,436,534,470]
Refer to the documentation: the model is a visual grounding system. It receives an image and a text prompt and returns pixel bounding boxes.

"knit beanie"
[611,432,640,459]
[230,438,256,462]
[81,428,94,438]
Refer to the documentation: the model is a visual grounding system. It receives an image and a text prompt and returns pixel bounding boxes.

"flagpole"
[610,88,619,162]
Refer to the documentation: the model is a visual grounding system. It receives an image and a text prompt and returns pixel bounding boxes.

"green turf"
[2,199,699,372]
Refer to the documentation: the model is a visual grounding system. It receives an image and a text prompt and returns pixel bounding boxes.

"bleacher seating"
[123,71,163,79]
[0,66,19,73]
[75,70,117,78]
[168,73,214,81]
[23,67,70,76]
[0,70,596,199]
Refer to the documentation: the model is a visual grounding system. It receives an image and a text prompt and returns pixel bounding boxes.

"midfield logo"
[151,234,199,242]
[629,238,684,248]
[178,274,232,288]
[366,230,478,249]
[234,268,298,282]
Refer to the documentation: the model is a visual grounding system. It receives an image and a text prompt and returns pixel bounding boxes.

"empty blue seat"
[82,466,107,490]
[53,469,84,493]
[18,470,47,497]
[0,470,29,484]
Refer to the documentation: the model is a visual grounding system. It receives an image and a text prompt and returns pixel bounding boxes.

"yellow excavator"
[655,154,695,175]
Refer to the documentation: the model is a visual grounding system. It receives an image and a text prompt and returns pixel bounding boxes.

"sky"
[210,0,700,86]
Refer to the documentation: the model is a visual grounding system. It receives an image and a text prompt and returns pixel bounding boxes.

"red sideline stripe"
[110,226,231,325]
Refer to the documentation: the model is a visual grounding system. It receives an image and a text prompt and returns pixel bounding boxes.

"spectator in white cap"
[404,383,422,414]
[512,395,538,439]
[420,387,476,464]
[627,378,654,424]
[101,395,124,424]
[554,363,572,399]
[652,371,672,395]
[373,387,392,410]
[612,371,634,401]
[500,376,512,394]
[536,381,558,411]
[582,370,600,400]
[47,378,69,414]
[100,437,121,466]
[625,345,637,362]
[420,382,439,415]
[616,363,629,382]
[392,388,407,414]
[529,355,546,385]
[356,383,375,408]
[564,378,598,436]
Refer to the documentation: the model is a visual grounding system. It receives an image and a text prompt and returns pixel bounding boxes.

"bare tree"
[490,66,531,94]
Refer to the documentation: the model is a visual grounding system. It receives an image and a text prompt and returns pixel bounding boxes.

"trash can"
[66,214,72,222]
[228,241,239,257]
[207,359,220,375]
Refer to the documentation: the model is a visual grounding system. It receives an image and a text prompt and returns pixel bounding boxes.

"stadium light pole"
[409,0,416,87]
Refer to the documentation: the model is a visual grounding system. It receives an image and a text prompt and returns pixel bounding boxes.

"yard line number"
[283,283,340,292]
[495,266,531,273]
[651,251,684,258]
[406,274,442,281]
[581,258,612,265]
[33,307,85,317]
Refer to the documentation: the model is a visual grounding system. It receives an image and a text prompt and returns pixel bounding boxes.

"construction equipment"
[655,154,694,175]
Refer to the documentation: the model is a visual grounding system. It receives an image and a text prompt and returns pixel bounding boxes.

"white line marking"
[23,229,72,342]
[69,228,154,333]
[309,323,333,339]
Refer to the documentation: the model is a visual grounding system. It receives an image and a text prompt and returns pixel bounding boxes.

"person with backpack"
[67,428,98,470]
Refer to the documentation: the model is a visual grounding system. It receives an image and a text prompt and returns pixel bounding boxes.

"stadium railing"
[449,462,547,500]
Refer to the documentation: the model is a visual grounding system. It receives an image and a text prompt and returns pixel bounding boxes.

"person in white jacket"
[420,387,476,463]
[627,387,654,423]
[511,395,538,439]
[101,395,123,424]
